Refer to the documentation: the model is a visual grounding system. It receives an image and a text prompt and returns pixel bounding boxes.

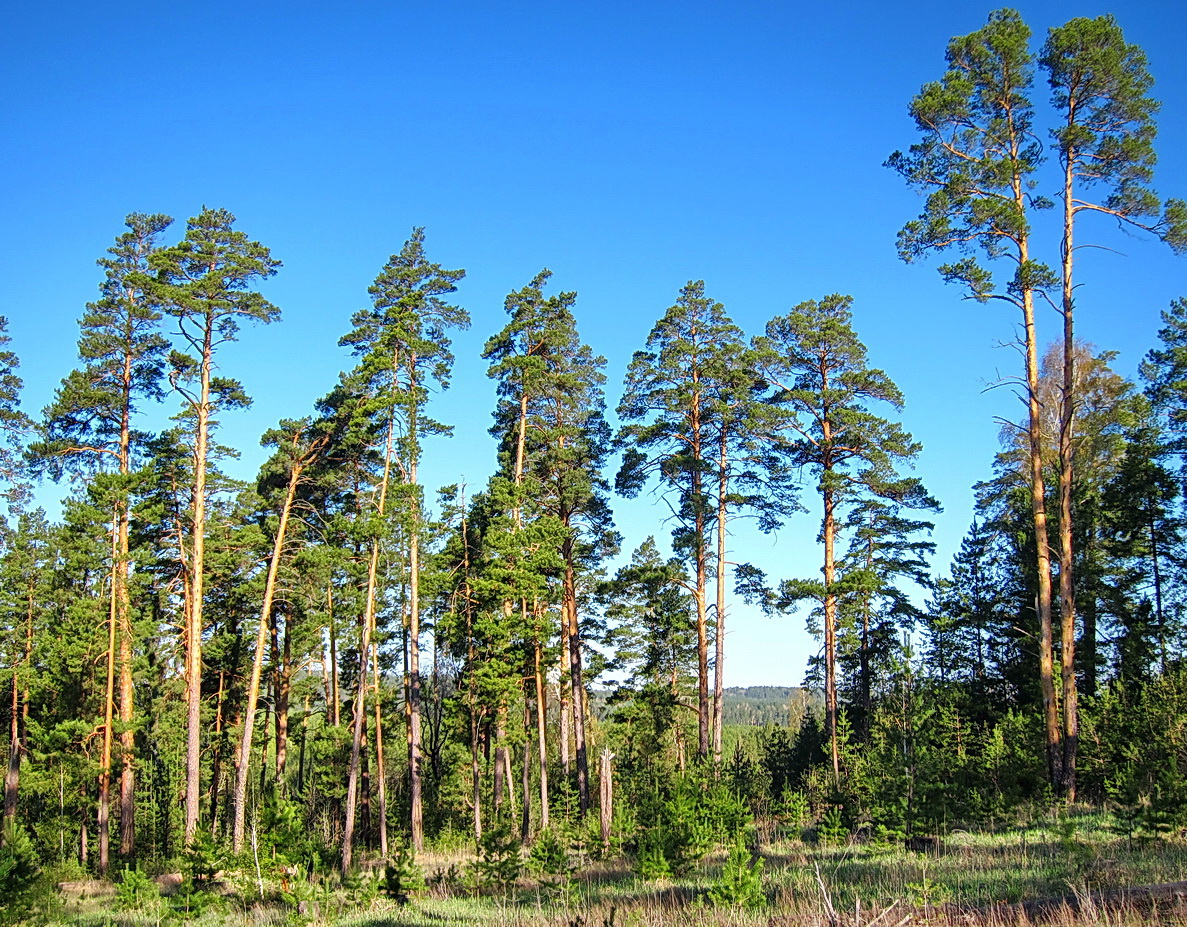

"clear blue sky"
[3,0,1184,687]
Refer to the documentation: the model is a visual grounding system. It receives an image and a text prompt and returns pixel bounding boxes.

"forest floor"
[25,814,1187,927]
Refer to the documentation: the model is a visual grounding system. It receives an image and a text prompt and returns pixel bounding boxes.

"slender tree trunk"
[564,553,589,814]
[692,408,710,762]
[713,428,728,767]
[232,466,301,851]
[359,711,371,847]
[534,635,549,831]
[859,532,873,744]
[1058,153,1079,801]
[184,321,215,845]
[343,411,396,873]
[408,438,424,852]
[1025,284,1062,791]
[493,710,507,813]
[372,638,388,858]
[460,497,482,843]
[822,486,841,786]
[276,618,291,782]
[98,509,119,875]
[599,750,613,852]
[208,671,227,834]
[343,545,378,874]
[558,646,571,778]
[116,351,137,861]
[520,695,532,843]
[327,583,340,727]
[116,509,136,859]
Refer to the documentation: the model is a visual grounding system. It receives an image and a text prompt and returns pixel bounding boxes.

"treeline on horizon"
[2,6,1187,893]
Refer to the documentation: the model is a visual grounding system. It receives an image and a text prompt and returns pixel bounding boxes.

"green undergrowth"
[18,811,1187,927]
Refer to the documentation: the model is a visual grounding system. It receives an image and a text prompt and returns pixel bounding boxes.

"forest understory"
[19,809,1187,927]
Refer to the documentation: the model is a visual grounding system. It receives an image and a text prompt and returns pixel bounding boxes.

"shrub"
[0,823,41,924]
[383,840,425,904]
[706,835,765,909]
[115,865,159,910]
[474,821,522,895]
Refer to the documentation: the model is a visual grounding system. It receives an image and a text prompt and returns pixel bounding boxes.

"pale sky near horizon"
[3,0,1185,687]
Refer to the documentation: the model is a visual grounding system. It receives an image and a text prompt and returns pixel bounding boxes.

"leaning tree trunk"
[342,411,395,874]
[231,465,301,852]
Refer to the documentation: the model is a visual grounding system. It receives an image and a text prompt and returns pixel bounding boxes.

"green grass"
[22,811,1187,926]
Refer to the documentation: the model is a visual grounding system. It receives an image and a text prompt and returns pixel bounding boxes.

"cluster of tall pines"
[2,7,1187,886]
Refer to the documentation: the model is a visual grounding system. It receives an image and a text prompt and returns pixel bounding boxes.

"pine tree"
[148,207,280,844]
[229,416,335,851]
[617,281,749,762]
[887,9,1064,790]
[837,498,936,741]
[338,228,467,861]
[753,293,934,785]
[1,512,51,842]
[486,271,616,815]
[31,213,171,869]
[603,539,697,769]
[1040,15,1187,798]
[483,270,570,819]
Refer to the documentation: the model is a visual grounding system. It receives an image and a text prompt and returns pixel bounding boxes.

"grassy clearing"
[23,812,1187,927]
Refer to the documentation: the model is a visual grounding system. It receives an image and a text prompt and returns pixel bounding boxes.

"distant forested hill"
[595,685,821,727]
[720,686,821,726]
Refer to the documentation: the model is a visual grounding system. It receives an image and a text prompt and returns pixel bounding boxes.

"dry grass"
[38,816,1187,927]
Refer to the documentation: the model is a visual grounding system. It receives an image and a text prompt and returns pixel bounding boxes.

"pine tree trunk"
[408,444,424,852]
[693,410,710,762]
[208,671,227,834]
[520,696,532,843]
[372,638,388,858]
[98,507,119,875]
[1058,153,1079,802]
[116,349,137,860]
[1025,288,1062,791]
[713,428,728,768]
[461,501,482,843]
[493,711,507,812]
[558,646,571,778]
[184,320,215,845]
[276,620,291,782]
[599,750,613,852]
[534,636,549,831]
[822,485,841,786]
[342,547,377,874]
[564,555,589,814]
[343,411,396,873]
[232,467,300,851]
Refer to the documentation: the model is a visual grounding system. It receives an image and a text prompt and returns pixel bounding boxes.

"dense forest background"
[3,7,1187,917]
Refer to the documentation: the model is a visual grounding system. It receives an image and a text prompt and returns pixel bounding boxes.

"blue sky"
[3,0,1185,686]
